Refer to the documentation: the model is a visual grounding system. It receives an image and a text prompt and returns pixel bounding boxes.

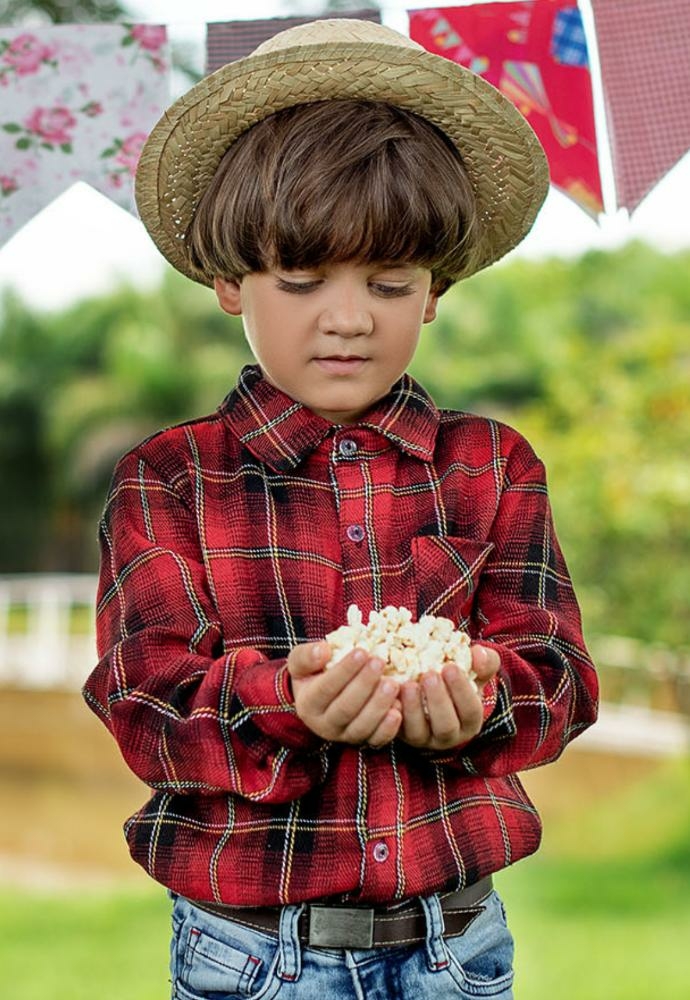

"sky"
[0,0,688,310]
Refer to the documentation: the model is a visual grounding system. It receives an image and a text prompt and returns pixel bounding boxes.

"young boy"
[84,19,598,999]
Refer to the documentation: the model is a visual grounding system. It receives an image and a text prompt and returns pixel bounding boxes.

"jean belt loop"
[277,903,304,982]
[419,893,450,971]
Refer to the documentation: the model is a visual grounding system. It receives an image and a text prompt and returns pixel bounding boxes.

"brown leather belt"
[189,875,492,949]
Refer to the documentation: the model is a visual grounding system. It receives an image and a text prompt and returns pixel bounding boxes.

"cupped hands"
[286,642,500,751]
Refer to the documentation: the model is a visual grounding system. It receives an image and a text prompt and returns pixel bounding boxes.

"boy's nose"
[318,296,374,338]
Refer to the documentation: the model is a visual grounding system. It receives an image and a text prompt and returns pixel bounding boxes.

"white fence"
[0,574,97,689]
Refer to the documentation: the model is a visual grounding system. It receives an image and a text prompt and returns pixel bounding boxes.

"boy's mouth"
[314,355,369,375]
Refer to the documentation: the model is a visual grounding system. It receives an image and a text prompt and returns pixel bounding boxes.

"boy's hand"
[399,645,501,751]
[287,642,402,747]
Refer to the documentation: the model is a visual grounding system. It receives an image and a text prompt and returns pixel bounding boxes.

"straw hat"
[135,18,549,286]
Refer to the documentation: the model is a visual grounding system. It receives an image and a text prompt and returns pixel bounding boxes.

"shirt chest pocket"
[410,535,494,630]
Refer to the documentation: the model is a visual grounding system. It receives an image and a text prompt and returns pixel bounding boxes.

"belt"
[189,875,492,950]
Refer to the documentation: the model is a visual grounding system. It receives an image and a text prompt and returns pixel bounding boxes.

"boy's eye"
[276,278,320,294]
[370,282,414,297]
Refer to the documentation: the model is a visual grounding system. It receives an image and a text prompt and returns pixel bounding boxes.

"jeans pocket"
[444,891,515,998]
[170,898,282,1000]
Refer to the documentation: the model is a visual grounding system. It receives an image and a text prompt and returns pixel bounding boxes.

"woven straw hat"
[135,18,549,286]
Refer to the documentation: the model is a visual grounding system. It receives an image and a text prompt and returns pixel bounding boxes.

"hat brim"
[135,41,550,286]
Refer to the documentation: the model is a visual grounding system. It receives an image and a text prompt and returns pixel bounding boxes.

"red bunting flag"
[409,2,603,217]
[590,0,690,213]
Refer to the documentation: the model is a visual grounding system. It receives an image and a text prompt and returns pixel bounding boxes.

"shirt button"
[372,842,389,863]
[338,438,358,457]
[346,524,365,543]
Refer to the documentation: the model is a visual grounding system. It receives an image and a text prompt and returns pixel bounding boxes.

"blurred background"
[1,2,689,999]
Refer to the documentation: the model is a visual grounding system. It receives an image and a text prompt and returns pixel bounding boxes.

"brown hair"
[186,99,480,293]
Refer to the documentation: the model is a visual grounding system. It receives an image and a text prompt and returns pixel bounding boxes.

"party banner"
[0,24,170,245]
[409,2,603,216]
[206,9,381,74]
[590,0,690,212]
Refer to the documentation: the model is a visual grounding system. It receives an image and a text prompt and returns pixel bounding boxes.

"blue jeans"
[170,889,514,999]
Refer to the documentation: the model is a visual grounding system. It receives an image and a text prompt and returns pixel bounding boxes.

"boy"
[84,19,598,999]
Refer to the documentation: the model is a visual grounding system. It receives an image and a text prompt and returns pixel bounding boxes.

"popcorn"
[324,604,475,686]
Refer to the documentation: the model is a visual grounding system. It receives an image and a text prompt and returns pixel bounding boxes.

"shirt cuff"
[232,653,324,753]
[481,675,499,721]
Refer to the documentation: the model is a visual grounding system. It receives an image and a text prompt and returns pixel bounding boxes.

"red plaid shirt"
[84,365,598,906]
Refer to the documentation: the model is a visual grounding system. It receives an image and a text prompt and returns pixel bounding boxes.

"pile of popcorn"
[324,604,475,686]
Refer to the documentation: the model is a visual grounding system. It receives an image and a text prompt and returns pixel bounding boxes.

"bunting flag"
[206,9,382,74]
[0,24,170,246]
[590,0,690,213]
[409,2,603,217]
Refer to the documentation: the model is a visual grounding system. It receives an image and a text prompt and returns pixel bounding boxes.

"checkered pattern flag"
[591,0,690,211]
[205,9,381,74]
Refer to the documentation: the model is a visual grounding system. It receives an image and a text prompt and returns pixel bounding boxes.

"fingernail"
[312,643,325,662]
[444,664,459,682]
[352,649,367,665]
[381,680,396,696]
[475,646,488,665]
[424,672,439,689]
[368,657,384,674]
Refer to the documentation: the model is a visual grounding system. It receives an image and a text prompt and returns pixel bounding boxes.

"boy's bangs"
[269,174,450,273]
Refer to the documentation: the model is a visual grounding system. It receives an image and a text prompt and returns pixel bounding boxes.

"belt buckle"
[308,905,374,948]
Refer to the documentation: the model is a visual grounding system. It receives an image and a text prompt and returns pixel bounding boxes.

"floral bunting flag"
[409,2,603,217]
[206,9,381,74]
[0,24,170,245]
[590,0,690,212]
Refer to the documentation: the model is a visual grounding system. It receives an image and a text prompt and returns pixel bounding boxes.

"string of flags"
[1,2,689,250]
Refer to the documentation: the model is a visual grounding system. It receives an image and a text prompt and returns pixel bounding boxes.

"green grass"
[5,603,94,635]
[498,756,690,999]
[0,886,170,1000]
[2,758,689,1000]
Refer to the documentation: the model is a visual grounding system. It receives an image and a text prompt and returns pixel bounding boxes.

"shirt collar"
[220,365,440,473]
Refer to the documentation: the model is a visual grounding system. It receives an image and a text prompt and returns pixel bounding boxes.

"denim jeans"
[169,889,514,999]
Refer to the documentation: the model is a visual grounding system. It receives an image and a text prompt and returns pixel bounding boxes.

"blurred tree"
[0,0,201,83]
[0,0,127,22]
[0,272,252,571]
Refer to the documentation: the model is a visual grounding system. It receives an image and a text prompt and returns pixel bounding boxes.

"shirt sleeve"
[440,433,599,775]
[82,447,327,804]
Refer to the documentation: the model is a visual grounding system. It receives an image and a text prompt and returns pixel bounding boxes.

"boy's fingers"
[366,707,403,748]
[471,644,501,684]
[287,641,330,678]
[400,681,431,746]
[325,660,387,730]
[443,664,483,734]
[338,677,400,743]
[296,649,368,712]
[423,672,463,746]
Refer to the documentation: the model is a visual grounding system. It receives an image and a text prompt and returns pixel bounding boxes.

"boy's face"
[214,261,438,424]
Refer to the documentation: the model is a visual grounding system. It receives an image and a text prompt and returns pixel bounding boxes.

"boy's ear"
[423,290,439,324]
[214,277,243,316]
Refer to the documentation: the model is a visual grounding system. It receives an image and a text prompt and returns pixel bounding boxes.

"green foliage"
[0,0,128,24]
[0,242,688,647]
[0,271,252,570]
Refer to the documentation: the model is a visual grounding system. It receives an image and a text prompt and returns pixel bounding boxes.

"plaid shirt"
[84,364,598,906]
